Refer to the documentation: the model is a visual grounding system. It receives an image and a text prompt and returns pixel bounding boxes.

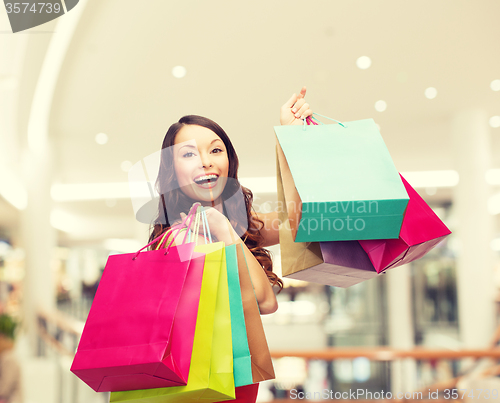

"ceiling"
[2,0,500,243]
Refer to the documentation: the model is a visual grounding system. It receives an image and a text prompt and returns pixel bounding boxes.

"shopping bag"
[277,159,379,287]
[214,384,259,403]
[359,174,451,273]
[110,240,235,403]
[70,220,205,392]
[275,115,409,242]
[279,219,380,287]
[225,244,253,387]
[235,243,275,382]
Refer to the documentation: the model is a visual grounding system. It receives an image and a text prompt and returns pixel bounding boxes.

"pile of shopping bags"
[274,114,451,287]
[70,206,274,402]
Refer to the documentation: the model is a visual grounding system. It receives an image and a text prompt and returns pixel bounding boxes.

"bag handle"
[201,207,213,243]
[187,207,200,244]
[133,203,201,259]
[157,205,213,252]
[158,203,202,251]
[302,112,347,130]
[188,206,213,244]
[157,203,200,250]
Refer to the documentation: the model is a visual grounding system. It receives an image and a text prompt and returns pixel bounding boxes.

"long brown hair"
[148,115,283,291]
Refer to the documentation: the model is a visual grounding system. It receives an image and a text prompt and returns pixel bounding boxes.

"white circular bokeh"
[490,79,500,92]
[172,66,187,78]
[356,56,372,70]
[121,160,133,172]
[424,87,438,99]
[489,116,500,128]
[95,132,108,145]
[374,100,387,112]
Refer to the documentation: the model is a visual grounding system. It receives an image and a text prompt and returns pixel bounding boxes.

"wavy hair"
[148,115,283,291]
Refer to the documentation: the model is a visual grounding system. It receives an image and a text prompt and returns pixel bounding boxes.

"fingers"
[291,99,310,117]
[181,203,201,224]
[296,102,311,119]
[302,108,313,120]
[179,211,194,231]
[186,202,201,217]
[291,98,304,113]
[283,87,307,108]
[203,207,230,224]
[202,206,219,218]
[298,86,307,99]
[294,86,308,117]
[283,93,298,109]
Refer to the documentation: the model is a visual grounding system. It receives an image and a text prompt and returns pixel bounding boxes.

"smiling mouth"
[193,174,219,187]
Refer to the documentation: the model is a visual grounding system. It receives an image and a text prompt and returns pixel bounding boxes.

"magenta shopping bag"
[71,224,205,392]
[359,174,451,273]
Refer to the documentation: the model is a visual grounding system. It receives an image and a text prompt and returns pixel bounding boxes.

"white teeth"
[194,174,218,183]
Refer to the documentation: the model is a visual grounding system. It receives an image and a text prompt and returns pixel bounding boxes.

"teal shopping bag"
[275,117,409,242]
[225,244,253,387]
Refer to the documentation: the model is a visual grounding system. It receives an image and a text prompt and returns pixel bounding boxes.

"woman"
[147,87,312,400]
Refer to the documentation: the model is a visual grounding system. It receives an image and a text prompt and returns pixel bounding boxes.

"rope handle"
[202,207,213,243]
[130,203,200,259]
[155,205,213,251]
[188,207,212,245]
[156,203,201,251]
[187,207,200,244]
[302,112,347,130]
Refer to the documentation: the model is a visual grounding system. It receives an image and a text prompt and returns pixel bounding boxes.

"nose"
[200,152,213,169]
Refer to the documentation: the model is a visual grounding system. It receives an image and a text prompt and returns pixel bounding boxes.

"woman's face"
[173,124,229,203]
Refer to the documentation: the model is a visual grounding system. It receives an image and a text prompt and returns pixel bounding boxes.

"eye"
[211,147,224,154]
[182,151,196,158]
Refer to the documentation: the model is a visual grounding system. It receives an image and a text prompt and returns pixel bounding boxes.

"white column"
[16,2,87,355]
[451,109,495,348]
[21,142,57,355]
[386,266,417,394]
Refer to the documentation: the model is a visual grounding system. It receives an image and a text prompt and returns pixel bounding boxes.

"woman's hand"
[280,86,313,125]
[180,205,278,314]
[203,207,237,243]
[180,206,236,244]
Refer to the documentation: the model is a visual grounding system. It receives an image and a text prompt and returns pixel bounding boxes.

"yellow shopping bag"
[110,242,235,403]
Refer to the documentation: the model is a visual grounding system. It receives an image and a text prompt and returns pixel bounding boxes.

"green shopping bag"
[275,116,409,242]
[225,244,253,387]
[110,241,235,403]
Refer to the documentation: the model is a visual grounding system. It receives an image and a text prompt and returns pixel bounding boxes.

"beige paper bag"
[277,145,379,288]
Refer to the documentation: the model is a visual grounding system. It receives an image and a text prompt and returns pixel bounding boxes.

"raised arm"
[254,86,314,247]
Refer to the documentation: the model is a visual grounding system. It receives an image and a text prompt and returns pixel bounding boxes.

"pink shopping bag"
[359,174,451,273]
[71,212,205,392]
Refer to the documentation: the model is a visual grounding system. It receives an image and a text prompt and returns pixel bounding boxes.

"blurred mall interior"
[1,0,500,402]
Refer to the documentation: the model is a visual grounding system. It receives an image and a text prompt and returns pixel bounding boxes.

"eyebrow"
[178,139,224,154]
[179,144,196,151]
